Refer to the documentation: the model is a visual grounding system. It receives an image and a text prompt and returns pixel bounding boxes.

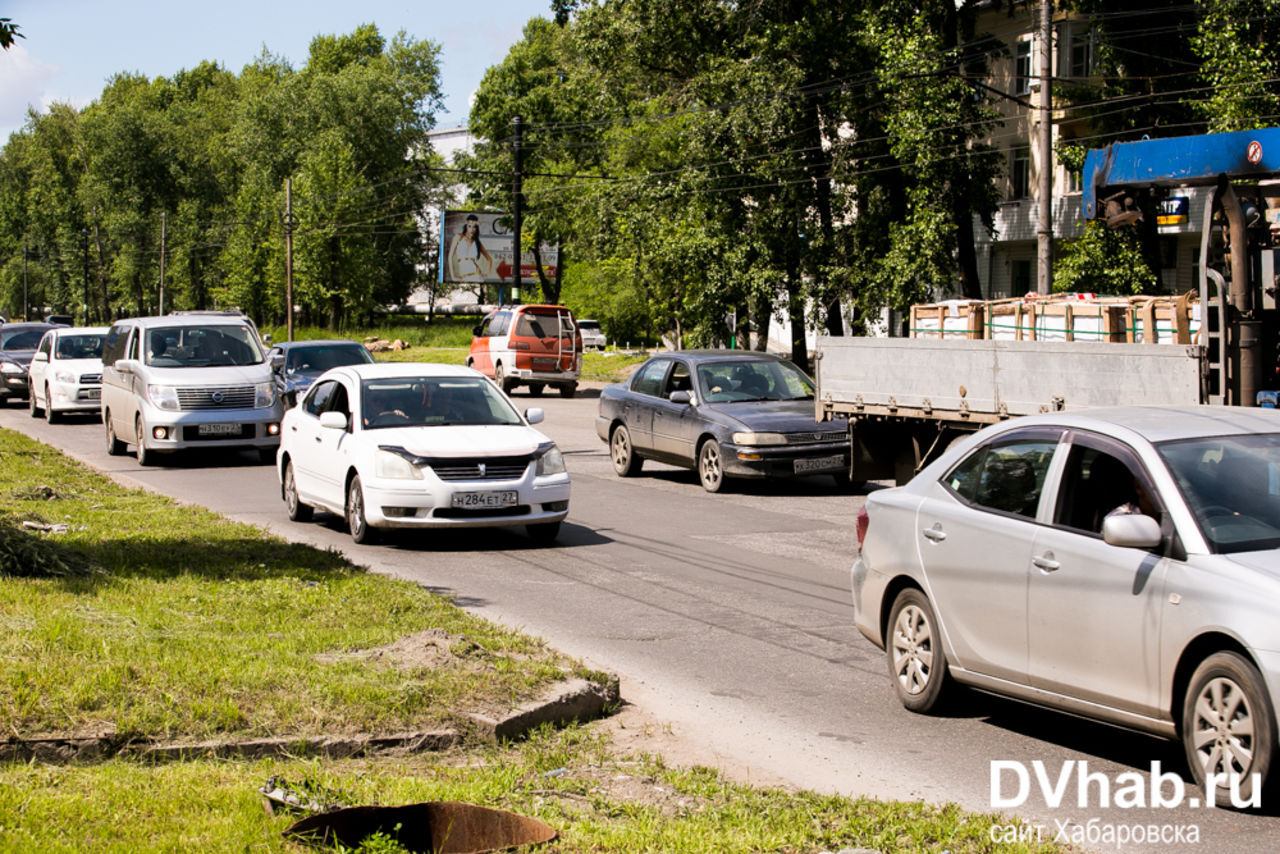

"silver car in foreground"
[852,405,1280,807]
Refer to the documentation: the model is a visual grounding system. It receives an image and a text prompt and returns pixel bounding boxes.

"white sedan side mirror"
[524,407,544,425]
[319,411,348,430]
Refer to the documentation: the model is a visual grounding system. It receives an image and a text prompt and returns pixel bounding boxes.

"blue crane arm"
[1082,126,1280,219]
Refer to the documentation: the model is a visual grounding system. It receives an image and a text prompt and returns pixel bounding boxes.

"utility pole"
[1036,0,1054,295]
[158,211,167,315]
[22,243,28,320]
[510,114,523,308]
[80,228,90,324]
[284,178,296,342]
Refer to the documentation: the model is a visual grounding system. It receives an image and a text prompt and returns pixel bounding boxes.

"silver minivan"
[100,314,283,465]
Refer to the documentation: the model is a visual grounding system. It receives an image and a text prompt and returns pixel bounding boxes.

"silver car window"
[1158,433,1280,553]
[944,438,1059,520]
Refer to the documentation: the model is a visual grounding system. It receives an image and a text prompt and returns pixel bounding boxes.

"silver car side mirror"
[669,390,692,405]
[1102,513,1163,549]
[524,407,545,425]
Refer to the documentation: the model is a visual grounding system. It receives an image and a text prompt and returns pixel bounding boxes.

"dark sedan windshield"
[361,377,523,430]
[1,328,48,351]
[697,359,814,403]
[1158,433,1280,553]
[286,344,373,374]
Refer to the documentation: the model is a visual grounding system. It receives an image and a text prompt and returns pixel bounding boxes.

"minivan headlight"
[536,445,566,476]
[55,370,76,384]
[375,449,424,480]
[254,382,277,409]
[147,384,180,411]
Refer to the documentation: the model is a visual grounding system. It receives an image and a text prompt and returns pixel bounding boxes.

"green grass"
[0,726,1066,854]
[0,429,571,741]
[0,428,1070,853]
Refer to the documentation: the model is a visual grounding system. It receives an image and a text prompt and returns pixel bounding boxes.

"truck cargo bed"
[816,336,1203,425]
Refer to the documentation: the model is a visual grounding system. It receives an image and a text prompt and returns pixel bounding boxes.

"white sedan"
[277,363,570,544]
[27,326,109,422]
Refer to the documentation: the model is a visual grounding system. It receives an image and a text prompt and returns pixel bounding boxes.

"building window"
[1065,165,1082,194]
[1014,38,1033,96]
[1067,26,1094,78]
[1013,259,1034,295]
[1012,147,1031,200]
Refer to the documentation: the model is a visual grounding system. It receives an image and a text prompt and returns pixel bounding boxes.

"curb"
[468,676,622,743]
[0,676,620,764]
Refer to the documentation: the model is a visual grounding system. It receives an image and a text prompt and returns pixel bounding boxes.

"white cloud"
[0,42,60,137]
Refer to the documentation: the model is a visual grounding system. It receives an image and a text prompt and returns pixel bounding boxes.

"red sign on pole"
[1248,140,1264,164]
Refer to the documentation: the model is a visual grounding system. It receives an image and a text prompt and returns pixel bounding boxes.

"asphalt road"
[3,390,1278,853]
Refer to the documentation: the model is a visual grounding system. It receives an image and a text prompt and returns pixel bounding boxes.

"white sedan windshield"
[1158,433,1280,553]
[361,377,523,430]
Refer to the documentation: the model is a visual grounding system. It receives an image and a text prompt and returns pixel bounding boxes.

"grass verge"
[0,430,1067,853]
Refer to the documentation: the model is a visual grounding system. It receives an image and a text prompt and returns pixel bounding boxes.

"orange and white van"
[468,304,582,397]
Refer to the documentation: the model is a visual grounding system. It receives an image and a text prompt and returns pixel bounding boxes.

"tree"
[0,17,21,50]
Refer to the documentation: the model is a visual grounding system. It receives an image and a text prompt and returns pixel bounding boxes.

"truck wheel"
[886,587,952,713]
[105,410,127,456]
[559,382,577,398]
[528,383,545,397]
[610,425,643,477]
[697,440,726,493]
[1182,651,1274,808]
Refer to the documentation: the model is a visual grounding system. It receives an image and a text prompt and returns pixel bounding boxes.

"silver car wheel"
[1183,651,1273,807]
[885,588,950,713]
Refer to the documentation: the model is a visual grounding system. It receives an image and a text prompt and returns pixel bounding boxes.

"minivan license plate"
[198,423,241,437]
[451,491,517,509]
[794,455,842,473]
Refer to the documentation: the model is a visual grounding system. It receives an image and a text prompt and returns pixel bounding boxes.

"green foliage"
[0,16,21,49]
[1053,221,1157,295]
[0,25,444,326]
[1192,0,1280,132]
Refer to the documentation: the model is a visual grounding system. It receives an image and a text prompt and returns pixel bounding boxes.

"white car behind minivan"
[100,314,283,465]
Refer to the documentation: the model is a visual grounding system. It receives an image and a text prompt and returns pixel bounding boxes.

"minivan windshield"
[145,325,265,367]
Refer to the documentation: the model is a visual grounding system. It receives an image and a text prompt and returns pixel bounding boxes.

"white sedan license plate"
[197,423,241,437]
[451,490,517,509]
[84,388,101,400]
[794,455,843,474]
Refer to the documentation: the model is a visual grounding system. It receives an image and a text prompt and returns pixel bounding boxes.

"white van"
[100,314,283,465]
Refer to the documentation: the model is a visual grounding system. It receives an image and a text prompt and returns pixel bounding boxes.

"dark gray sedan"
[267,339,375,408]
[1,322,65,405]
[596,350,850,492]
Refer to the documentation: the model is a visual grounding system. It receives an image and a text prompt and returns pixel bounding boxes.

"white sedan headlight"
[55,370,76,384]
[254,382,277,408]
[146,384,180,411]
[536,445,566,476]
[375,449,424,480]
[732,432,788,446]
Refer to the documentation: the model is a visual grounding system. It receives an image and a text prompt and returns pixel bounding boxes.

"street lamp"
[80,228,89,325]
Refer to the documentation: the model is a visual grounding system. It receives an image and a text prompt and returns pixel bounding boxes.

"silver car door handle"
[1032,552,1060,572]
[921,525,946,542]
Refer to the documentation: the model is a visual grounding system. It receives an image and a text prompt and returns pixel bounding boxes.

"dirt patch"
[315,628,475,670]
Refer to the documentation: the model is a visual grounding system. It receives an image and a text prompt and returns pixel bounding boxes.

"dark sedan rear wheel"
[610,424,642,477]
[886,587,951,713]
[1182,651,1274,808]
[697,440,727,493]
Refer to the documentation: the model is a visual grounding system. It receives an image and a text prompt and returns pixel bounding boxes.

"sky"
[0,0,554,142]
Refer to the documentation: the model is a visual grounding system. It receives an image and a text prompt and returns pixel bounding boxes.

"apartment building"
[974,4,1206,299]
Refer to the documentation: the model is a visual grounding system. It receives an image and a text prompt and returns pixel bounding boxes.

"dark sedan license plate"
[794,455,843,474]
[451,490,517,509]
[198,423,241,437]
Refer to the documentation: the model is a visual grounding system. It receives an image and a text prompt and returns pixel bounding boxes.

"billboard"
[438,210,559,285]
